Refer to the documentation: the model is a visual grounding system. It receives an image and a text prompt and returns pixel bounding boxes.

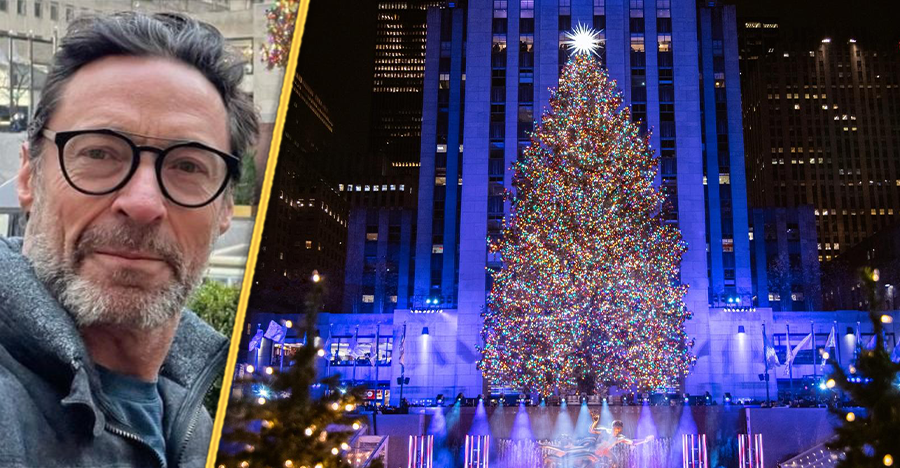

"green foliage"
[189,279,241,415]
[234,152,259,206]
[826,268,900,467]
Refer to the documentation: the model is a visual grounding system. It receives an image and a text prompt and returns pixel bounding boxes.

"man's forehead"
[49,56,229,144]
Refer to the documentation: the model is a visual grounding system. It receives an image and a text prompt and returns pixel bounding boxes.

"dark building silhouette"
[750,206,822,311]
[822,221,900,311]
[369,1,440,177]
[739,20,900,263]
[252,75,348,313]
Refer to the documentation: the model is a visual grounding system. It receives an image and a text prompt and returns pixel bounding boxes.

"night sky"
[296,2,376,160]
[293,0,900,168]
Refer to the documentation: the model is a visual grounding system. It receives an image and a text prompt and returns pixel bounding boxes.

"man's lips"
[94,249,166,262]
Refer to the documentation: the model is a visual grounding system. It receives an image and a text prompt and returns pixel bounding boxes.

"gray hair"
[27,11,259,180]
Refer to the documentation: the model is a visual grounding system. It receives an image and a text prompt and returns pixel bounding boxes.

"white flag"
[785,333,812,374]
[789,333,813,366]
[821,326,836,367]
[348,327,361,358]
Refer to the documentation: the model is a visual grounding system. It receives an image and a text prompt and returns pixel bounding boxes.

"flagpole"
[786,323,793,399]
[353,325,359,386]
[373,323,380,435]
[762,322,771,405]
[399,322,407,406]
[810,321,817,384]
[325,323,333,379]
[833,320,842,366]
[374,323,380,400]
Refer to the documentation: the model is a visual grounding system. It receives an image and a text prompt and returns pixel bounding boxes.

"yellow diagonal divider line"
[206,1,310,466]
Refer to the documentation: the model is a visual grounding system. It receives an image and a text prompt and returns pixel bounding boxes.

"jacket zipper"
[174,343,228,466]
[177,406,204,465]
[106,422,168,468]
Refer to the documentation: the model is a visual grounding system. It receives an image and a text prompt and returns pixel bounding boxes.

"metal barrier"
[408,435,434,468]
[682,434,709,468]
[465,435,490,468]
[738,434,765,468]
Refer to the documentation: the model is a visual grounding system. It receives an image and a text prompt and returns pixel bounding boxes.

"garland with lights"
[825,268,900,467]
[479,35,694,395]
[216,272,380,468]
[261,0,300,70]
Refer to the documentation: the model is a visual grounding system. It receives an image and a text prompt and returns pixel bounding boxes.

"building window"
[329,336,393,365]
[49,1,57,20]
[366,233,378,241]
[722,238,734,252]
[432,244,444,254]
[389,295,398,303]
[17,0,26,15]
[362,295,375,303]
[33,0,41,17]
[0,1,7,12]
[305,240,312,249]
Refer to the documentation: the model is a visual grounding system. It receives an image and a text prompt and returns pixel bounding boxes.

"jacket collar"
[0,237,227,428]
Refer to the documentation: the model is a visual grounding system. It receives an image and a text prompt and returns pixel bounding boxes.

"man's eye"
[174,161,200,173]
[82,148,115,160]
[170,159,209,175]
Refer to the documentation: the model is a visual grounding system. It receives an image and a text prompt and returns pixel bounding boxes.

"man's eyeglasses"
[42,128,241,208]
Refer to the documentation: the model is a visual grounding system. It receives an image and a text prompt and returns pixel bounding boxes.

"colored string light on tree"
[261,0,300,70]
[479,44,694,395]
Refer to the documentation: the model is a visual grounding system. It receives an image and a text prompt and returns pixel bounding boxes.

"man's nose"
[110,156,167,224]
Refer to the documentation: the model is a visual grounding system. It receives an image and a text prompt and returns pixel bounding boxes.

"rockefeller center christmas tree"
[480,27,694,395]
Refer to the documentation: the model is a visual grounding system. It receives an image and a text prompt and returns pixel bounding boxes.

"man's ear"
[17,142,35,214]
[218,194,234,235]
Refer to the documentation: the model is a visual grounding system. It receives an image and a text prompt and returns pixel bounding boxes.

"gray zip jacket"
[0,237,229,467]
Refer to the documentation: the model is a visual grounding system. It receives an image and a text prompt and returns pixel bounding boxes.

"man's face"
[613,426,622,437]
[17,55,233,330]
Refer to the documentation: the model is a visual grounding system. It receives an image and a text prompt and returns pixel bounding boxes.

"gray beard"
[27,214,215,331]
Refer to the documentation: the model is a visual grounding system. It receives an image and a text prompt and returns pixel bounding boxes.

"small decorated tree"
[826,268,900,467]
[217,272,377,468]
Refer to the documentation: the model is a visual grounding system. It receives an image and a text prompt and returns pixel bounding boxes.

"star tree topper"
[562,24,604,56]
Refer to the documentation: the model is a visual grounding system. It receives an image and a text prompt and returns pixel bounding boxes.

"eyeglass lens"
[61,132,229,206]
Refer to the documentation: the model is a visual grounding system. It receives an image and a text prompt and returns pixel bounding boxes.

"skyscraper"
[739,21,900,263]
[252,75,348,313]
[369,2,439,176]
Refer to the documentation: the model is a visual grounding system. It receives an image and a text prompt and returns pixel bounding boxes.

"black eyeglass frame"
[42,128,241,208]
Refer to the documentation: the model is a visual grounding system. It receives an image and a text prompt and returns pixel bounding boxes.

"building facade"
[252,74,349,313]
[369,1,438,177]
[822,221,900,311]
[378,0,753,400]
[750,206,822,311]
[340,181,417,315]
[739,20,900,262]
